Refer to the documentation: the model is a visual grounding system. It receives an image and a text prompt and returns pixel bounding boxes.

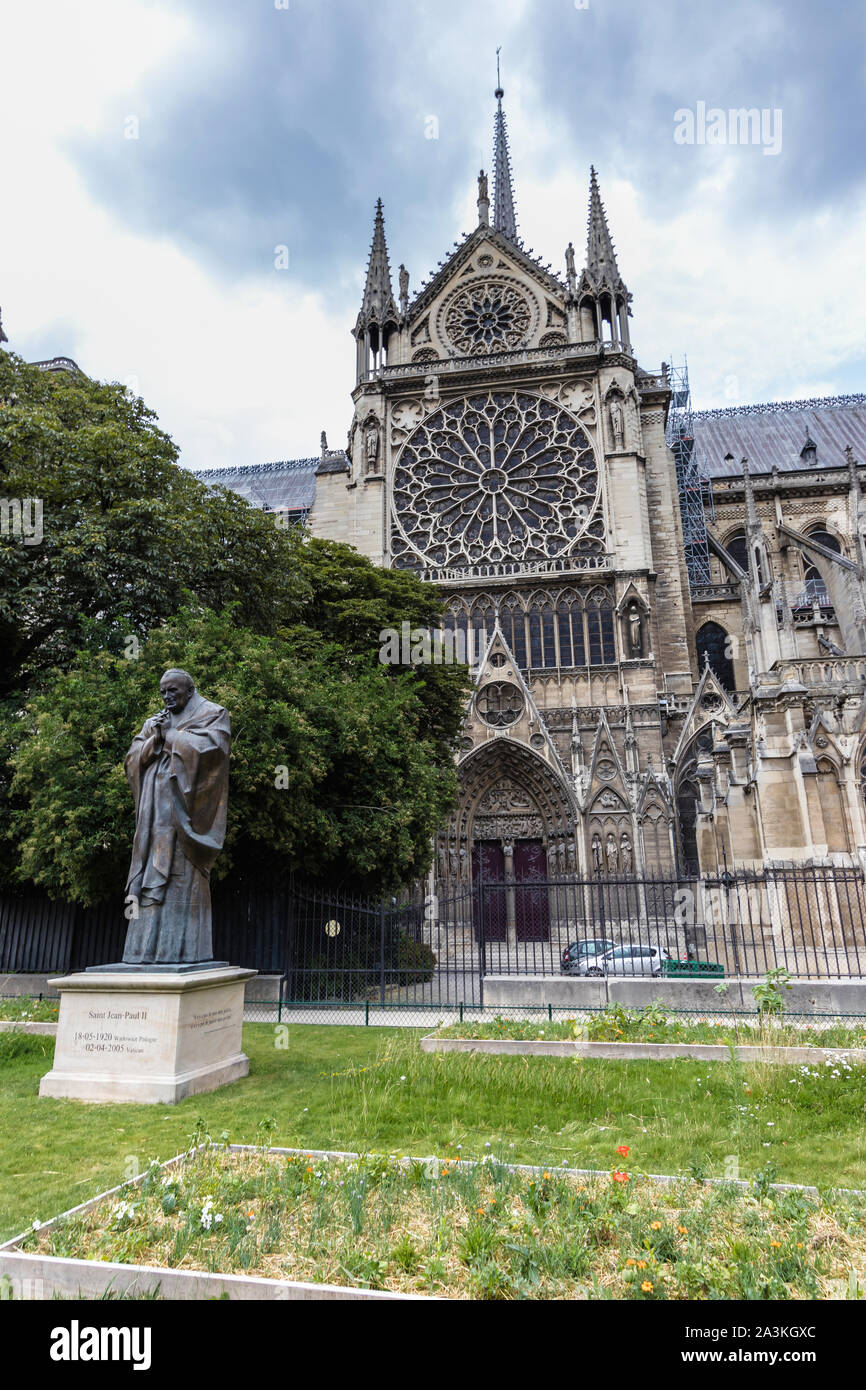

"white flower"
[400,1076,407,1081]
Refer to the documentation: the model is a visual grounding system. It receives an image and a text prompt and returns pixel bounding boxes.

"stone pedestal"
[39,966,256,1105]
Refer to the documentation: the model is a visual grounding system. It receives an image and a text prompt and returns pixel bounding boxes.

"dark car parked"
[560,938,615,974]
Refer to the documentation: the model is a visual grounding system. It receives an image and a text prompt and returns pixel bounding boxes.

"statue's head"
[159,669,195,713]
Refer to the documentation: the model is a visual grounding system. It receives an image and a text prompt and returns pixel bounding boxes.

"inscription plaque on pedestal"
[39,967,255,1105]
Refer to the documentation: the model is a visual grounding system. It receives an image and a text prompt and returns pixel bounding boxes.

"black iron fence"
[466,863,866,984]
[2,863,866,1004]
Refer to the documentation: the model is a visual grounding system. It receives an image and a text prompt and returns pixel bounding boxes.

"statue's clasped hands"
[149,707,175,752]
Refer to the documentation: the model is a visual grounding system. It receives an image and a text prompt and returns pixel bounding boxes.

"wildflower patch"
[428,1010,866,1065]
[13,1144,866,1300]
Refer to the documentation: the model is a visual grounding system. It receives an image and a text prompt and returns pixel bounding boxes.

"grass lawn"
[2,1023,866,1243]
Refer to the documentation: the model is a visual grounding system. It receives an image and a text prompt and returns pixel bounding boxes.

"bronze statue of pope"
[121,670,230,965]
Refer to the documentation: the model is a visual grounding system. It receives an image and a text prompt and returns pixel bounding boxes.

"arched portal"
[438,741,577,943]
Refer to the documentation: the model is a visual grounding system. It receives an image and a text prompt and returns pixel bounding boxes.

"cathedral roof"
[190,458,318,511]
[692,395,866,477]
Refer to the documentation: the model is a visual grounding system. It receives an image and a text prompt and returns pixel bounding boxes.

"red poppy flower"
[616,1145,630,1158]
[612,1170,630,1183]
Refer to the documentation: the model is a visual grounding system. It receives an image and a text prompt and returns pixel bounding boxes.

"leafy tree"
[3,605,467,902]
[0,351,306,694]
[0,351,471,898]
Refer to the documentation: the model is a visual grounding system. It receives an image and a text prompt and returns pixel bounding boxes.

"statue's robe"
[122,692,231,964]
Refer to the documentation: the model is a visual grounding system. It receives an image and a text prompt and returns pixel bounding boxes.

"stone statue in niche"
[609,397,625,450]
[121,670,230,965]
[364,420,380,473]
[591,833,603,872]
[627,601,643,658]
[620,832,632,873]
[605,832,619,874]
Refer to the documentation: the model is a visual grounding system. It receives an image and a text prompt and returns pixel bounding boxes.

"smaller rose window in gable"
[441,280,534,356]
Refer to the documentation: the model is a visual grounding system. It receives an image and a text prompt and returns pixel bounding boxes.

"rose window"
[441,281,533,356]
[476,681,524,727]
[391,390,600,568]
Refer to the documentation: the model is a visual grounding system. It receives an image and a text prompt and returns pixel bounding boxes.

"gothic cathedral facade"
[300,88,866,892]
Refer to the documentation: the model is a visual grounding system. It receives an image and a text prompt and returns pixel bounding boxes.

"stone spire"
[0,307,7,346]
[355,199,399,333]
[492,56,517,240]
[585,166,623,290]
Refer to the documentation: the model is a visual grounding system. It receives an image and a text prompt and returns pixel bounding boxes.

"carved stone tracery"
[439,279,534,355]
[392,390,600,569]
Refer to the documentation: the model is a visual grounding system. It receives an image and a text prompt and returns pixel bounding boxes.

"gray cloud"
[66,0,866,302]
[12,0,861,462]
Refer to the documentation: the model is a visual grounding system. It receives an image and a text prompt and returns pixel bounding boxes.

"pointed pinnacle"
[586,167,622,287]
[358,199,398,328]
[492,81,517,240]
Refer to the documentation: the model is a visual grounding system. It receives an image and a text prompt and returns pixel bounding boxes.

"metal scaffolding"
[666,359,713,588]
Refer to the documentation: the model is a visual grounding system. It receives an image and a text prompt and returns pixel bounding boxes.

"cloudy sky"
[2,0,864,472]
